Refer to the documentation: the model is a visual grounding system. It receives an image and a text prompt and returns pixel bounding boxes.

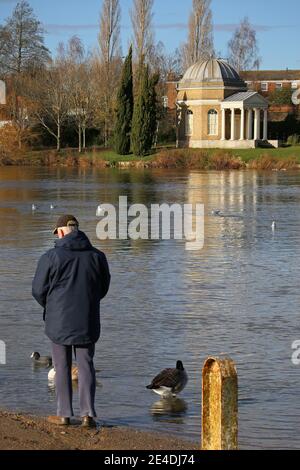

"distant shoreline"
[0,410,198,451]
[1,146,300,171]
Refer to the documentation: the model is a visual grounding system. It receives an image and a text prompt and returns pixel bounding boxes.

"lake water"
[0,166,300,450]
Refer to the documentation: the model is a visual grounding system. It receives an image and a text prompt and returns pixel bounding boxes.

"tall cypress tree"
[114,46,133,155]
[131,65,159,156]
[131,62,149,156]
[146,72,159,151]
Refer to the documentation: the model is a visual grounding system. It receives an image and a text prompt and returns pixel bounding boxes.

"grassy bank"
[0,411,198,450]
[1,146,300,171]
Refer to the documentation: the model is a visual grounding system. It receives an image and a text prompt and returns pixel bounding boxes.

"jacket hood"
[54,230,93,251]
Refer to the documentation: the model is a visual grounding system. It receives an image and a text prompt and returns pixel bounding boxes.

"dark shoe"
[47,416,70,426]
[82,416,97,428]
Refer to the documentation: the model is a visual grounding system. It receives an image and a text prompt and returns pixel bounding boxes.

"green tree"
[269,88,293,106]
[147,72,159,149]
[114,46,134,155]
[0,1,50,75]
[131,63,159,156]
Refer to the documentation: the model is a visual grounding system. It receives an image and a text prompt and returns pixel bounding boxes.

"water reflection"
[151,397,188,416]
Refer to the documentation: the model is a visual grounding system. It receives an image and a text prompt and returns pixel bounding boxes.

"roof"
[179,58,246,89]
[223,91,258,102]
[222,91,268,108]
[240,70,300,82]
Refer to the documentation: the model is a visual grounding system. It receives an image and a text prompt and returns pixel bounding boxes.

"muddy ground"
[0,411,199,450]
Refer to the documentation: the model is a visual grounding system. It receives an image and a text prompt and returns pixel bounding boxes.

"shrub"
[248,154,298,170]
[0,124,24,164]
[287,134,300,146]
[151,149,245,170]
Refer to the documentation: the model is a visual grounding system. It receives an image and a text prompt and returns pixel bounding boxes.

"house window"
[185,109,193,136]
[162,96,168,108]
[275,82,283,90]
[261,82,268,92]
[292,81,298,89]
[208,109,218,136]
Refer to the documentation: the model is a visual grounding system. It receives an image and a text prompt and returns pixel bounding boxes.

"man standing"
[32,215,110,427]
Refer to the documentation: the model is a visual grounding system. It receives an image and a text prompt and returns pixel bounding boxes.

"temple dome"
[179,58,246,89]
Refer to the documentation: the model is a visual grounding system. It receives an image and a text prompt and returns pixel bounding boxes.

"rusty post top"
[202,356,237,379]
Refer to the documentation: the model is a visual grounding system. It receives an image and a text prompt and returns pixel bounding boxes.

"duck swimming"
[146,360,188,398]
[31,352,52,367]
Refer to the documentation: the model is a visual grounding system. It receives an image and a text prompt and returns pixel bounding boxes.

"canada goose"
[48,365,79,382]
[146,360,188,398]
[31,352,52,367]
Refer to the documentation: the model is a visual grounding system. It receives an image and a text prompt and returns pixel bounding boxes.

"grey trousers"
[51,342,96,418]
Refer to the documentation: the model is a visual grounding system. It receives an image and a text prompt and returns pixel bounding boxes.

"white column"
[247,109,253,140]
[254,108,261,141]
[230,108,235,140]
[263,109,268,140]
[221,108,226,140]
[240,108,245,140]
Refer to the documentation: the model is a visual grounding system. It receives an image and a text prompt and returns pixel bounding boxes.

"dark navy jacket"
[32,231,110,345]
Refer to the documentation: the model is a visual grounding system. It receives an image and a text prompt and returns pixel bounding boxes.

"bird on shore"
[31,352,52,368]
[48,365,79,382]
[146,360,188,398]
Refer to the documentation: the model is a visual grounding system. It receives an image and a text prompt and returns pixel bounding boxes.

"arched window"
[208,109,218,136]
[185,109,193,136]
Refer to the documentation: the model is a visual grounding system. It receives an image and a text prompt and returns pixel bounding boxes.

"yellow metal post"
[202,357,238,450]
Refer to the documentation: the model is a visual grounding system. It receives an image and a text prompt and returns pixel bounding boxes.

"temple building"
[176,59,279,149]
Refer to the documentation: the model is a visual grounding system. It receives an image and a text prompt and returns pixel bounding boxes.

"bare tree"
[130,0,154,65]
[6,75,38,149]
[181,0,214,70]
[29,60,70,152]
[60,37,96,152]
[149,41,183,80]
[0,0,50,75]
[228,17,260,72]
[98,0,122,146]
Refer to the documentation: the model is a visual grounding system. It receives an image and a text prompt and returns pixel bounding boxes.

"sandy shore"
[0,411,198,450]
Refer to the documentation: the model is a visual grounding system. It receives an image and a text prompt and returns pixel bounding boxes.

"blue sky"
[1,0,300,69]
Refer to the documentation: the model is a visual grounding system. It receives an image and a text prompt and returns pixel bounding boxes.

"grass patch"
[220,146,300,163]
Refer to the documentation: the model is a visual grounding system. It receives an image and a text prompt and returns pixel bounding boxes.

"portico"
[221,91,269,142]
